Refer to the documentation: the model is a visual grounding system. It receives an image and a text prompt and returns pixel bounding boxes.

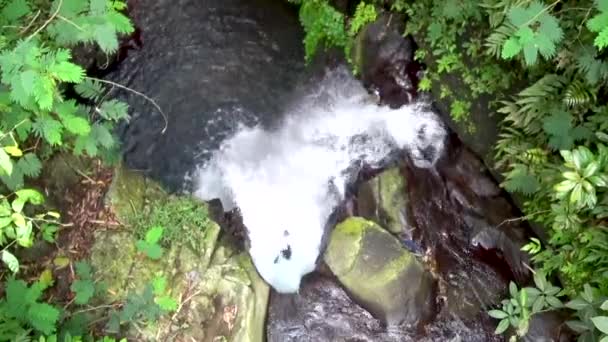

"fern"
[47,0,134,53]
[503,164,541,195]
[0,278,60,336]
[299,0,347,61]
[587,0,608,50]
[562,80,595,108]
[348,2,376,37]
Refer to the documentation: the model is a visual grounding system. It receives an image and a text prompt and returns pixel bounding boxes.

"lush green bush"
[290,0,608,340]
[0,0,181,340]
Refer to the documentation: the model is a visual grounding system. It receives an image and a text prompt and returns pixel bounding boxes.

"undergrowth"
[289,0,608,340]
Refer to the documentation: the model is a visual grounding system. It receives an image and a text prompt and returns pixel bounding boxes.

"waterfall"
[193,67,446,293]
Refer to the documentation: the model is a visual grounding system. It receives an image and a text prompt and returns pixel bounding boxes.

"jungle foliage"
[289,0,608,340]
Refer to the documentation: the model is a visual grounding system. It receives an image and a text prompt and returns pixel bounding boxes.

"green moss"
[105,163,147,222]
[324,217,368,276]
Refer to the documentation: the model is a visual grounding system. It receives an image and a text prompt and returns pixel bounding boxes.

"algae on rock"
[357,167,410,235]
[89,164,269,341]
[324,217,435,326]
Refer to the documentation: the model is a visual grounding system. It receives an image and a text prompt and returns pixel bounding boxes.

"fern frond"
[562,80,595,108]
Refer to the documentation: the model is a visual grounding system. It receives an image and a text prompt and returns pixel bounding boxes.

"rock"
[90,221,269,341]
[105,163,147,223]
[357,167,411,235]
[353,12,419,108]
[323,217,435,326]
[267,275,500,342]
[522,311,574,342]
[91,166,269,341]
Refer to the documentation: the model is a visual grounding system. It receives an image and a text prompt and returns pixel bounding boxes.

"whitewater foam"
[193,68,446,293]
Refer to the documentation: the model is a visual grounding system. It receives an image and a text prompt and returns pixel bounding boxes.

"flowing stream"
[193,68,446,293]
[105,0,554,340]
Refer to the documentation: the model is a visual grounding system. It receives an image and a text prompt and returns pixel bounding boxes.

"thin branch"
[25,0,62,42]
[494,210,551,230]
[19,10,41,35]
[56,14,85,31]
[85,77,169,134]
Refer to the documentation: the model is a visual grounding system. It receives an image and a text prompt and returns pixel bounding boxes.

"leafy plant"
[0,278,61,337]
[136,226,164,260]
[488,271,563,337]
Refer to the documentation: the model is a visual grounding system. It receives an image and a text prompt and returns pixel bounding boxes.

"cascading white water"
[193,68,446,293]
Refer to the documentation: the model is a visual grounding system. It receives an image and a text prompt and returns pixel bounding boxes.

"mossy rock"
[90,165,269,341]
[105,163,147,223]
[324,217,435,326]
[357,167,410,235]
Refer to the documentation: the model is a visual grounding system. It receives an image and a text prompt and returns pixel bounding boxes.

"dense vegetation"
[290,0,608,340]
[0,0,183,340]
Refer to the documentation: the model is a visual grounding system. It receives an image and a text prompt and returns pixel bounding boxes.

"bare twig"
[25,0,62,42]
[85,77,169,134]
[19,10,41,35]
[494,210,551,230]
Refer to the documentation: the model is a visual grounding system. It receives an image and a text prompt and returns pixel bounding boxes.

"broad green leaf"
[0,148,13,175]
[4,146,22,157]
[11,197,25,213]
[601,300,608,311]
[584,162,600,178]
[2,250,19,273]
[545,295,563,308]
[566,319,592,333]
[488,310,509,319]
[145,226,164,244]
[11,212,25,228]
[155,295,178,311]
[495,318,510,335]
[532,296,545,313]
[152,276,167,295]
[566,298,589,310]
[592,316,608,334]
[16,189,44,205]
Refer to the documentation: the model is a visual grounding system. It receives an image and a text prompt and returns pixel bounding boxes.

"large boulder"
[323,217,435,326]
[89,165,269,341]
[352,12,419,108]
[357,167,411,235]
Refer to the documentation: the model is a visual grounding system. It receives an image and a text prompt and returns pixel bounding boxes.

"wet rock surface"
[324,217,435,326]
[267,275,502,342]
[356,167,411,235]
[89,166,269,341]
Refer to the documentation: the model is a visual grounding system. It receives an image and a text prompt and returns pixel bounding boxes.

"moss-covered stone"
[105,163,147,223]
[90,165,269,341]
[324,217,435,325]
[357,167,410,235]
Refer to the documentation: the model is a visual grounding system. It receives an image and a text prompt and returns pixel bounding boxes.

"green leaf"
[62,115,91,136]
[2,250,19,273]
[533,271,547,292]
[90,0,108,15]
[155,296,178,311]
[545,295,563,308]
[17,153,42,178]
[566,320,592,333]
[501,37,521,59]
[0,148,13,175]
[488,310,509,319]
[32,117,63,145]
[152,276,167,295]
[75,261,92,279]
[592,316,608,334]
[144,244,163,260]
[16,189,44,205]
[4,146,23,157]
[495,318,510,335]
[566,298,589,310]
[27,303,60,335]
[71,279,95,305]
[48,62,84,83]
[74,79,103,100]
[98,100,129,121]
[94,23,119,53]
[1,0,30,22]
[145,226,164,244]
[11,197,25,213]
[600,300,608,311]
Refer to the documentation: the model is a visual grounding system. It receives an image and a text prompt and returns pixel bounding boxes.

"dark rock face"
[353,12,420,108]
[107,0,306,191]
